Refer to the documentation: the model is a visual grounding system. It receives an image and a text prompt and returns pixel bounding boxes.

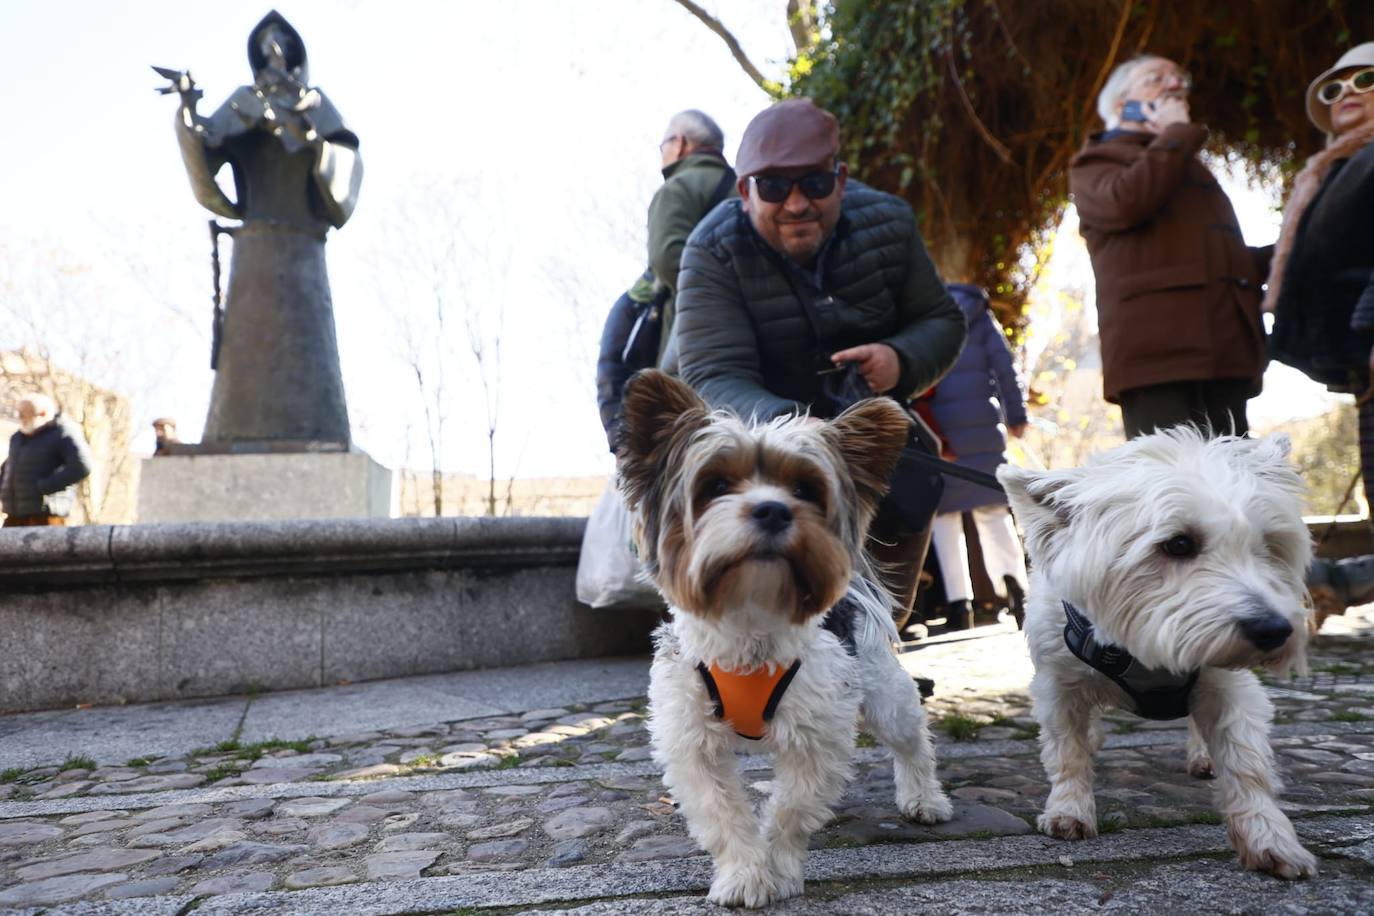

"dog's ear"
[997,465,1080,560]
[1265,433,1292,460]
[616,370,708,510]
[826,398,912,513]
[1227,434,1306,499]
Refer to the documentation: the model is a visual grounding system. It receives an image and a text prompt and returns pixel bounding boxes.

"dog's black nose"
[1240,615,1293,651]
[751,500,793,534]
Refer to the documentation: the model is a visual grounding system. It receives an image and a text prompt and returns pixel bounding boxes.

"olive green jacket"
[647,152,737,363]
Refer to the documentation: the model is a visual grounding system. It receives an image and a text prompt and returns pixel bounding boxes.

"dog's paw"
[1187,755,1216,779]
[1229,815,1319,880]
[899,788,954,824]
[708,862,779,908]
[1038,812,1097,840]
[767,856,805,902]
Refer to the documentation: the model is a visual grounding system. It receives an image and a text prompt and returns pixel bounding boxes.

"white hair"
[665,109,724,152]
[1097,55,1166,128]
[18,393,56,417]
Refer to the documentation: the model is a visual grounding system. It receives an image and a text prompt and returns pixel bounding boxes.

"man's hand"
[1008,422,1027,439]
[1367,343,1374,380]
[829,343,901,394]
[1145,96,1190,134]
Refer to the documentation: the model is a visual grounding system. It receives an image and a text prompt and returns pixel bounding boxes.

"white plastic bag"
[576,481,664,609]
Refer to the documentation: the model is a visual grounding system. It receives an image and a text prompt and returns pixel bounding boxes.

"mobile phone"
[1121,99,1151,123]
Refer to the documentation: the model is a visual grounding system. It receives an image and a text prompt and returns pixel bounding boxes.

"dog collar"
[1062,600,1198,721]
[696,660,802,741]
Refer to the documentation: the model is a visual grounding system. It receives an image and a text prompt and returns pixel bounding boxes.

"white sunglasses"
[1316,67,1374,105]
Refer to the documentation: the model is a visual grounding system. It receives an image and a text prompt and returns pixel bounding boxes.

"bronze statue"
[156,10,362,450]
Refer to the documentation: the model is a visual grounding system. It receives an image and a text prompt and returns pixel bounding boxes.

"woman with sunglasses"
[1267,43,1374,617]
[1267,43,1374,452]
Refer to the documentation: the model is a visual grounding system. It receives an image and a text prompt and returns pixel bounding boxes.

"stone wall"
[0,517,660,714]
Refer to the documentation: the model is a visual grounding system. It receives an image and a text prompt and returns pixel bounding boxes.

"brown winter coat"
[1069,123,1269,402]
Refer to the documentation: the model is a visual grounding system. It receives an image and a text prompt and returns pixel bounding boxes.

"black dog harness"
[1061,600,1198,721]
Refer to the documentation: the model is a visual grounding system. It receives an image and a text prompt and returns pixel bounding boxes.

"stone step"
[26,813,1374,915]
[6,718,1372,823]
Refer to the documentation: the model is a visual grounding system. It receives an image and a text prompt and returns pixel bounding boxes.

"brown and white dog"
[617,371,951,907]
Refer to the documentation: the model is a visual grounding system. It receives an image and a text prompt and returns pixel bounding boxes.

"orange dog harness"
[696,660,802,740]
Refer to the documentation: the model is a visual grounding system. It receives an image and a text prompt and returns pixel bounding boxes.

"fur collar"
[1263,120,1374,312]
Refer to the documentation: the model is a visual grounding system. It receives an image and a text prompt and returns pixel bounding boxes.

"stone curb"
[20,813,1373,916]
[4,719,1371,821]
[0,516,588,587]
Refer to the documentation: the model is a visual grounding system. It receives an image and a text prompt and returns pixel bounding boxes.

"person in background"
[1265,42,1374,619]
[923,285,1030,632]
[596,111,738,449]
[649,109,738,370]
[152,417,180,455]
[1070,54,1269,439]
[1,394,93,527]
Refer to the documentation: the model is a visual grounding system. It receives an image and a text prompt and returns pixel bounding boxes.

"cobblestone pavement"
[2,609,1374,913]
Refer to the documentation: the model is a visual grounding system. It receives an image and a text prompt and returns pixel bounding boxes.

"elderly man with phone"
[1070,55,1271,439]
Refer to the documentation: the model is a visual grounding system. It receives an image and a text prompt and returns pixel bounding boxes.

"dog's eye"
[792,481,821,504]
[1161,534,1199,558]
[703,478,732,500]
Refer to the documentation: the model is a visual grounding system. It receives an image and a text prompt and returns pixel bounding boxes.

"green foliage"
[1270,403,1362,517]
[58,755,96,772]
[788,1,1374,322]
[1329,709,1369,722]
[0,768,24,784]
[202,762,241,783]
[939,713,983,741]
[191,736,317,761]
[124,757,153,768]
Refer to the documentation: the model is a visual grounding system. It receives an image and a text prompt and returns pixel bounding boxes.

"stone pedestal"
[137,451,394,522]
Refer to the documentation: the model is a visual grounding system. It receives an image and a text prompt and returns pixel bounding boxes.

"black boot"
[1004,575,1027,630]
[941,599,974,631]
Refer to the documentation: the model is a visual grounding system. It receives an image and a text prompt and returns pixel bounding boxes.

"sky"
[0,1,1337,481]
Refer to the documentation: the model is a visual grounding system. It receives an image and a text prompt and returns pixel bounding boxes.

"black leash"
[901,446,1005,493]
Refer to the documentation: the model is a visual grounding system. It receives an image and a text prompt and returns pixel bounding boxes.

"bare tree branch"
[786,0,817,55]
[944,50,1013,166]
[671,0,771,91]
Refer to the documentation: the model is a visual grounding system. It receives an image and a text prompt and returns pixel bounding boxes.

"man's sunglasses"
[1317,67,1374,105]
[752,169,840,204]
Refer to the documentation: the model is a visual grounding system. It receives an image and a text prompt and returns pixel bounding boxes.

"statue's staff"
[153,67,237,370]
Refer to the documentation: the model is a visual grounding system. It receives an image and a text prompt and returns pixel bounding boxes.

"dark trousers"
[1357,393,1374,515]
[3,515,65,527]
[866,504,932,626]
[1117,379,1251,440]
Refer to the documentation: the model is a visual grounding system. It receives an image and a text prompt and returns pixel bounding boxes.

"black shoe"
[973,602,1003,626]
[1004,575,1027,630]
[900,620,929,641]
[941,599,974,631]
[913,675,935,699]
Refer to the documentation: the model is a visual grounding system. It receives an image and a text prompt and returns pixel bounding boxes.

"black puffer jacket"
[1270,139,1374,389]
[1,414,94,518]
[674,181,965,419]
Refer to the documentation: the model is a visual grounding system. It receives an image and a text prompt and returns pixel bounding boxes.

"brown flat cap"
[735,98,840,178]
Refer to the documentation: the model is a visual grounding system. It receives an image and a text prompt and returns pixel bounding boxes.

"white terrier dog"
[997,428,1317,879]
[617,371,952,908]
